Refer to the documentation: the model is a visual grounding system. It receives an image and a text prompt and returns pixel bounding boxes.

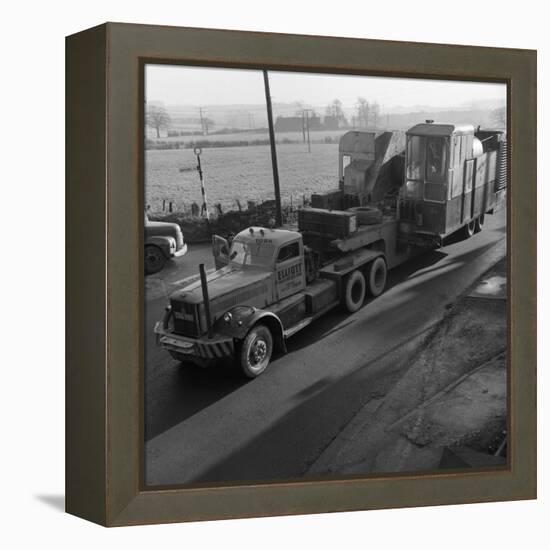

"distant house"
[306,115,321,130]
[323,115,340,130]
[274,115,321,133]
[275,116,302,132]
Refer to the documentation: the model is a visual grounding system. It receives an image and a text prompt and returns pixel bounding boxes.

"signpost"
[193,147,210,220]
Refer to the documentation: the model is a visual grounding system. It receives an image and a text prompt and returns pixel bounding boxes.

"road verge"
[308,257,507,476]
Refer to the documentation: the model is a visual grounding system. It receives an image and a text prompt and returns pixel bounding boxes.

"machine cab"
[404,123,453,203]
[400,122,476,237]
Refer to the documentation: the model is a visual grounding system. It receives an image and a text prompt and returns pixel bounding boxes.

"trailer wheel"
[342,270,366,313]
[474,214,485,233]
[368,257,387,297]
[239,324,273,378]
[145,245,166,274]
[462,220,476,239]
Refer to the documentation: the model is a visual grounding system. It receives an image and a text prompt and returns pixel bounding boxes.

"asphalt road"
[144,209,506,486]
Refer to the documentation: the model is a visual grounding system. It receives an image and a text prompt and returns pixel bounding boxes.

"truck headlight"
[223,312,233,323]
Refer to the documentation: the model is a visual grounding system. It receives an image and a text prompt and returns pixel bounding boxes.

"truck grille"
[171,301,201,337]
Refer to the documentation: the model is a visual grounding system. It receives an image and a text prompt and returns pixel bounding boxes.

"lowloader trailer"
[154,122,506,378]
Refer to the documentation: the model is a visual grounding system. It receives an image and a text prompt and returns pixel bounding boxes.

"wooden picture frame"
[66,22,536,526]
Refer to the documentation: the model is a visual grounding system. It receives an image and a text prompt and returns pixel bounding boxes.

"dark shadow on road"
[386,249,448,288]
[35,494,65,512]
[397,241,500,285]
[145,360,247,441]
[190,321,440,485]
[286,239,498,355]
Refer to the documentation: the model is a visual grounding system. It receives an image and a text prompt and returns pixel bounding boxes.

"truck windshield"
[229,239,275,268]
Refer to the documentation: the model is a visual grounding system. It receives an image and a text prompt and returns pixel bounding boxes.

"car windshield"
[229,239,275,268]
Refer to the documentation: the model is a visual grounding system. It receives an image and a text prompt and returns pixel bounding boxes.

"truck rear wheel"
[240,324,273,378]
[342,270,366,313]
[462,220,476,239]
[474,214,485,233]
[368,257,387,297]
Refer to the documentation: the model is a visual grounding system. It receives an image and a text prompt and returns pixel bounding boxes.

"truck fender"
[214,306,286,353]
[146,236,175,258]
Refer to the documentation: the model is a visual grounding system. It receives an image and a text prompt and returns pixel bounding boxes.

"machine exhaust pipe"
[199,263,213,339]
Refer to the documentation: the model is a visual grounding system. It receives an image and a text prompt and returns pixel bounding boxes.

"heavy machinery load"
[399,121,506,243]
[339,130,406,207]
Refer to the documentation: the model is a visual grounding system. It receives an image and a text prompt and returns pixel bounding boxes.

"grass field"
[145,141,340,213]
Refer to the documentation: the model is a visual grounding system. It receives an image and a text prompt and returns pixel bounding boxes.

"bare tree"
[355,97,370,127]
[293,101,305,116]
[371,101,381,128]
[146,104,171,138]
[326,99,348,126]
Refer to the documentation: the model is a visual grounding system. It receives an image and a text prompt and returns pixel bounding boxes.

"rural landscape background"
[145,66,506,222]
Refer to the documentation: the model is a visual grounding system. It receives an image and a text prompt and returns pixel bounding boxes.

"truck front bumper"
[154,321,234,360]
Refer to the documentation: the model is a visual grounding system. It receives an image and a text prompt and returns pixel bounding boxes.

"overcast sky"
[145,64,506,111]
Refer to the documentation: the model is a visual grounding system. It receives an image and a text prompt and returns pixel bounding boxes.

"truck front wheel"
[368,257,387,297]
[239,324,273,378]
[342,270,366,313]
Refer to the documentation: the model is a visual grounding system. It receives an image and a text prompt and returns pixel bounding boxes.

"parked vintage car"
[145,214,188,274]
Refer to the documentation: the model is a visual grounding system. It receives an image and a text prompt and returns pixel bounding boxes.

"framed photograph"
[66,23,536,526]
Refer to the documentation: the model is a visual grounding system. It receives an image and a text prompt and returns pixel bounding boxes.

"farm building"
[275,115,321,132]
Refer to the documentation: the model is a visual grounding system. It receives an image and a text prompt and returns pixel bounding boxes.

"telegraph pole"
[199,107,206,135]
[263,70,282,227]
[303,109,314,153]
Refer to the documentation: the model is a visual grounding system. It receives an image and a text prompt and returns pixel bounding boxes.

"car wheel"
[145,245,166,274]
[368,257,387,297]
[342,269,366,313]
[240,324,273,378]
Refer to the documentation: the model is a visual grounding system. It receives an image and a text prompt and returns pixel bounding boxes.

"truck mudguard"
[214,305,286,353]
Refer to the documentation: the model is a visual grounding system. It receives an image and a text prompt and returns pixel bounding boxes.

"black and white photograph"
[4,0,544,542]
[144,65,508,487]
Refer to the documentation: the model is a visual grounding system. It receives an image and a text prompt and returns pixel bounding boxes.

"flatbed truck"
[154,121,506,377]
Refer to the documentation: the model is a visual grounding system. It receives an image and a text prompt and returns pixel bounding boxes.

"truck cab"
[214,227,307,302]
[155,222,385,378]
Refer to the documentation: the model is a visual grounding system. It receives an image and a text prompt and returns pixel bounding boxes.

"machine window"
[277,242,300,263]
[406,136,424,180]
[426,137,447,182]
